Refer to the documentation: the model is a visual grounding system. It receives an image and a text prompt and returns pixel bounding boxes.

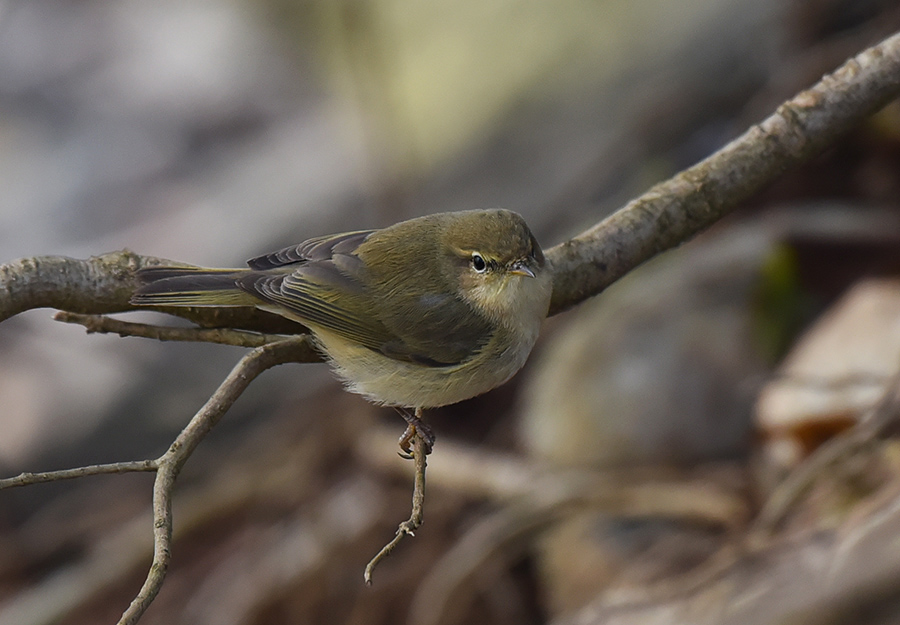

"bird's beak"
[509,260,536,278]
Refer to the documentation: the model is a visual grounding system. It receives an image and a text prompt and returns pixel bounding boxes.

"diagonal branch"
[546,29,900,314]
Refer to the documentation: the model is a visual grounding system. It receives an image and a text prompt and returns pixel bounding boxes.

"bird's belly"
[312,324,538,408]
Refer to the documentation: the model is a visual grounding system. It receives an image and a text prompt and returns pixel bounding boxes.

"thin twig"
[0,460,158,490]
[364,422,429,585]
[54,311,290,348]
[114,335,316,625]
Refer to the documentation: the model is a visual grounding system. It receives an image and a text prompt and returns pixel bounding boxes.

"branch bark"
[547,30,900,314]
[0,251,311,337]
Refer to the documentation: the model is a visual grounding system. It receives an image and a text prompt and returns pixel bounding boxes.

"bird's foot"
[395,408,435,458]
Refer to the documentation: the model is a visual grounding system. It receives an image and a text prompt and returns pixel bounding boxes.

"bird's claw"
[396,409,435,458]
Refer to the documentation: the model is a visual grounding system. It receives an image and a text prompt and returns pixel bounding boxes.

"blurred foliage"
[260,0,771,177]
[751,243,815,364]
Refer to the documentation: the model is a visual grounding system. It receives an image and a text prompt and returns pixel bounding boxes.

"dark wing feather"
[242,230,399,352]
[237,260,395,354]
[246,230,374,269]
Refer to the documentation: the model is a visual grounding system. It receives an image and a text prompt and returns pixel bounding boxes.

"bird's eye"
[471,253,487,273]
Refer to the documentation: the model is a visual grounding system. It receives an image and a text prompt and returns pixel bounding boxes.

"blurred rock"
[522,205,900,470]
[521,225,774,469]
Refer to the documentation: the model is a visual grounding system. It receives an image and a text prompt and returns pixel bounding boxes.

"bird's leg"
[395,407,435,458]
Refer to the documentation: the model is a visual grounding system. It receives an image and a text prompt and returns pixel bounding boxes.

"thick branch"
[546,30,900,314]
[0,251,146,320]
[1,36,899,329]
[0,251,308,336]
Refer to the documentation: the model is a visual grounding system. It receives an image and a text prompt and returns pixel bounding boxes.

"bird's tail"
[131,266,259,307]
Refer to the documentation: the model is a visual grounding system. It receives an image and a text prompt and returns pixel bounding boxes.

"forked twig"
[114,335,314,625]
[364,426,429,585]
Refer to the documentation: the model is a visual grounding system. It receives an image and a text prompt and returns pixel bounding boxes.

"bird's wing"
[239,230,391,353]
[241,228,489,366]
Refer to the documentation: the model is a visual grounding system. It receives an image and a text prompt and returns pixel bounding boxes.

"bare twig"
[356,426,749,625]
[0,460,158,490]
[54,311,295,349]
[113,335,314,625]
[0,338,310,625]
[357,425,748,526]
[364,427,429,585]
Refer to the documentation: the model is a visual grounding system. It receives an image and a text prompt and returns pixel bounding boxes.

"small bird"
[131,209,552,454]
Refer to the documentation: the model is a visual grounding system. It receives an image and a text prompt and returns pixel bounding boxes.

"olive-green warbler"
[132,209,552,451]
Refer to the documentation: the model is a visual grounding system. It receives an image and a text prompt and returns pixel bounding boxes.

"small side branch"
[54,311,298,349]
[0,460,158,490]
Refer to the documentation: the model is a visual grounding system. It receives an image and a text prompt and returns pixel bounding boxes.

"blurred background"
[1,1,900,624]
